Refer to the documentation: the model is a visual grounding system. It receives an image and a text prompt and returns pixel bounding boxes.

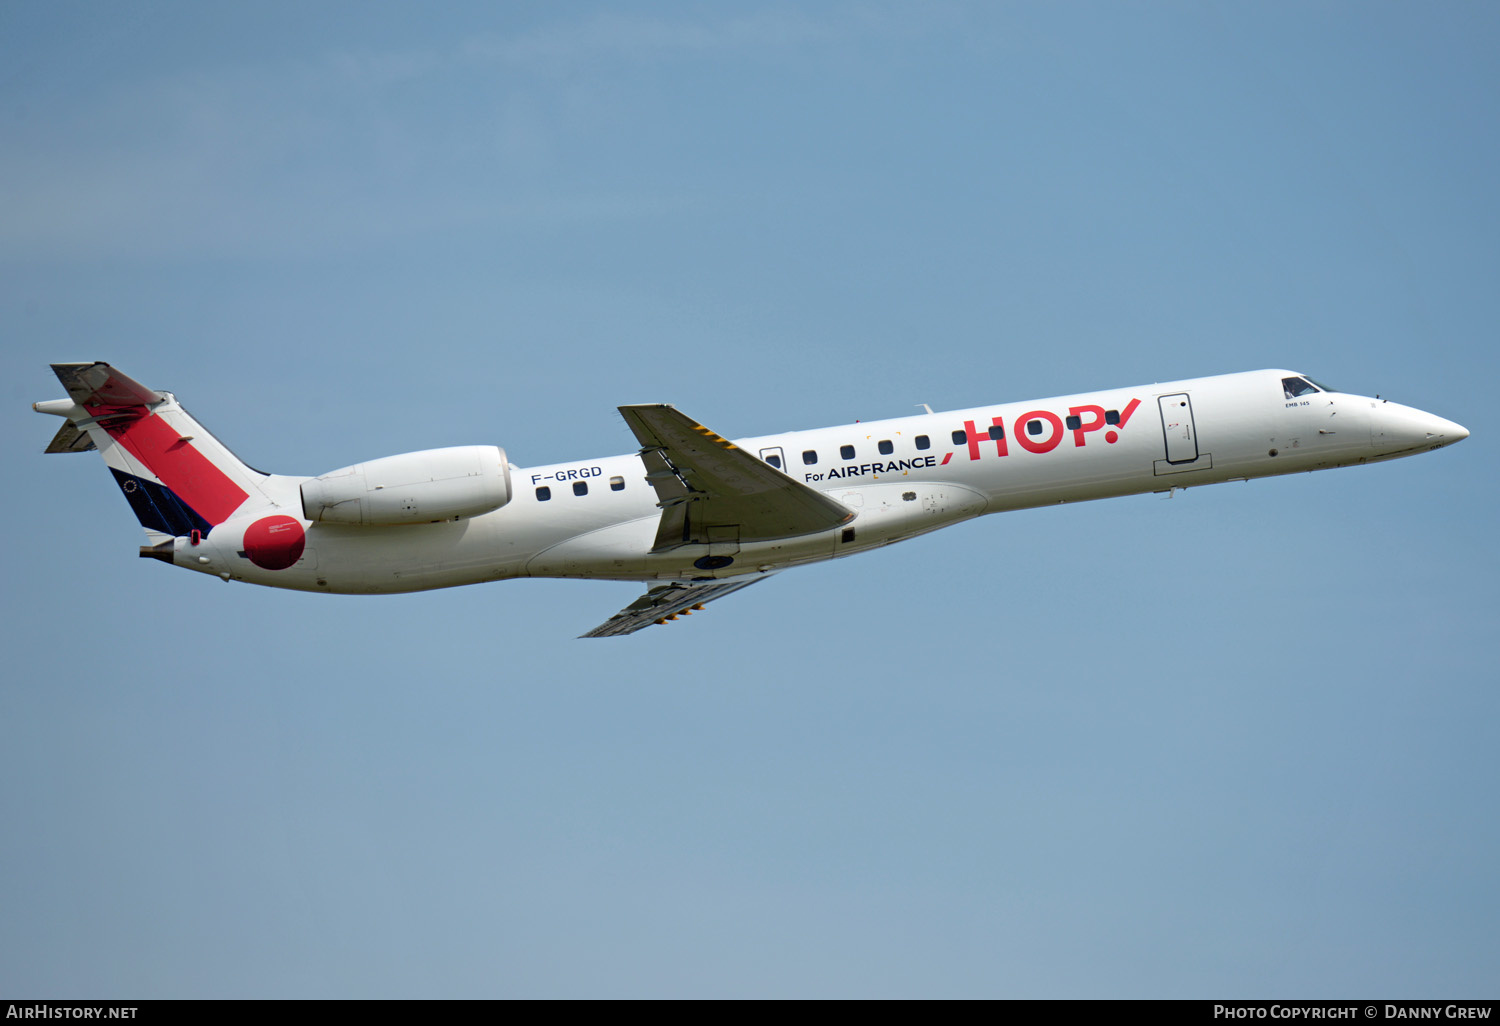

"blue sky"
[2,2,1496,998]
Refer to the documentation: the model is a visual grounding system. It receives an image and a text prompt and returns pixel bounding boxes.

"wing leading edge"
[618,404,853,553]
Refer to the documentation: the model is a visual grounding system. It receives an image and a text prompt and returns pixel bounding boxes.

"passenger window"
[988,424,1005,441]
[915,435,930,450]
[536,486,551,501]
[1065,415,1081,431]
[840,445,855,460]
[1105,410,1120,426]
[878,440,893,455]
[573,481,588,496]
[952,429,967,445]
[1026,420,1043,435]
[1283,376,1320,399]
[803,450,818,465]
[610,476,624,491]
[766,454,782,469]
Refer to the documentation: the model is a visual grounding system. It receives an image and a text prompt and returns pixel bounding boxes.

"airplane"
[35,362,1467,637]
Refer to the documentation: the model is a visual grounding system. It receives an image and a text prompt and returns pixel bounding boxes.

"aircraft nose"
[1372,402,1469,452]
[1424,412,1469,444]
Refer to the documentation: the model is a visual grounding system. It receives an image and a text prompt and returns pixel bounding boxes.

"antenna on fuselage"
[916,404,933,415]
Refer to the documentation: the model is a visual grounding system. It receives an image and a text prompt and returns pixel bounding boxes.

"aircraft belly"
[522,482,988,580]
[831,482,986,541]
[526,516,656,579]
[186,509,533,594]
[526,515,834,581]
[973,428,1162,512]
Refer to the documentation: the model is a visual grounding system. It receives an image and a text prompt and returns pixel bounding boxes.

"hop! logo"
[955,398,1141,462]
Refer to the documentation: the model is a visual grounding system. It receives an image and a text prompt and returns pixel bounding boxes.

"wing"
[579,574,777,638]
[618,404,854,552]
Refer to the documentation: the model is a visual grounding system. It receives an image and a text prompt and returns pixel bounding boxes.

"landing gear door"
[758,446,787,472]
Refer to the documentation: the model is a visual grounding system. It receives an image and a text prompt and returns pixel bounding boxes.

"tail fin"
[36,362,269,541]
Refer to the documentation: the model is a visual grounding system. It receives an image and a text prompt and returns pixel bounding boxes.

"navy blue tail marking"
[110,468,213,537]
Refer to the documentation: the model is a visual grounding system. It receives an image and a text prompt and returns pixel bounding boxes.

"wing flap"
[619,404,853,552]
[579,574,776,638]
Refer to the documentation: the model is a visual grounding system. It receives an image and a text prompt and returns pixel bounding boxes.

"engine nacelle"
[301,445,512,526]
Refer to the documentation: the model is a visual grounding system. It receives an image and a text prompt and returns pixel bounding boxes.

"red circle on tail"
[244,515,306,570]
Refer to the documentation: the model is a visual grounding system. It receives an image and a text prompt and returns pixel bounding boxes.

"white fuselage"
[175,369,1467,594]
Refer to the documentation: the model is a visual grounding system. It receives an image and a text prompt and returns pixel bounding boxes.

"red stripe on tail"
[91,408,249,525]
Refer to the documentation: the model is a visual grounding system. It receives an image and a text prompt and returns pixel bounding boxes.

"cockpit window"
[1305,377,1339,393]
[1282,376,1320,399]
